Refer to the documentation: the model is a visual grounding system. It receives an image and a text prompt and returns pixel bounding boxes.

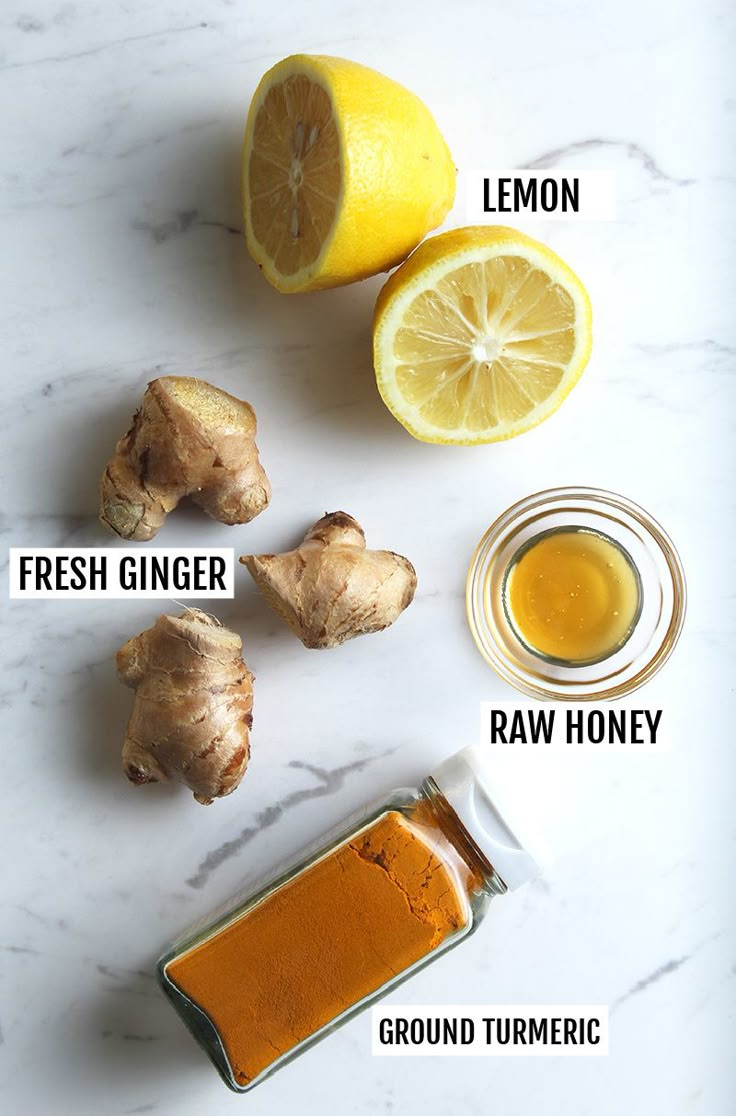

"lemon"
[243,55,455,293]
[373,226,593,444]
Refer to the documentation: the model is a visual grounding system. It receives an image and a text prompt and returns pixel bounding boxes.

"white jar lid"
[430,745,543,890]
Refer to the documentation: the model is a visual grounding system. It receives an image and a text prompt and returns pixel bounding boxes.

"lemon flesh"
[248,72,340,281]
[243,55,456,293]
[373,226,593,443]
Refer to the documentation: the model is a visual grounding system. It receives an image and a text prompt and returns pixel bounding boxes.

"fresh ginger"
[241,511,417,649]
[116,609,253,804]
[100,376,270,541]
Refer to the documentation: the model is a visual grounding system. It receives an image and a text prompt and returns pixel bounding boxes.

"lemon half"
[373,226,593,443]
[243,55,456,293]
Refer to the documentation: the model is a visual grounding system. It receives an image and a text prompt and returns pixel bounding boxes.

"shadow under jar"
[466,487,686,701]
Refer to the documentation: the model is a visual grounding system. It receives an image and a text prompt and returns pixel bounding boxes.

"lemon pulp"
[395,256,576,433]
[504,529,641,664]
[248,72,340,278]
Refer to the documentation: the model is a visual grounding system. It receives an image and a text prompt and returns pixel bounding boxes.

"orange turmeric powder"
[166,810,470,1085]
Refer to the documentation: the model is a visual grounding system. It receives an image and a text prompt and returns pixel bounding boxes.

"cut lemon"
[243,55,455,293]
[373,226,593,443]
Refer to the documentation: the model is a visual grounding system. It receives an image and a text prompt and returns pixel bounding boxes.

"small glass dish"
[466,487,686,701]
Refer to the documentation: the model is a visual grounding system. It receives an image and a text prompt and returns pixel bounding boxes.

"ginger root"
[241,511,417,649]
[100,376,270,541]
[116,609,253,804]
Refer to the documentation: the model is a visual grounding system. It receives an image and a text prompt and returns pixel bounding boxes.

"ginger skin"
[241,511,417,649]
[100,376,270,541]
[116,609,253,805]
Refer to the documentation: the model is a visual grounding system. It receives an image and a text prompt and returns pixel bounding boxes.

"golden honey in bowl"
[503,528,641,665]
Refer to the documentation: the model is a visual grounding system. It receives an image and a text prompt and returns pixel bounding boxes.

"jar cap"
[430,745,543,890]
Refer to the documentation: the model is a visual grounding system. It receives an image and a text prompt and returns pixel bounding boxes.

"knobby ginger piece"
[100,376,271,541]
[116,609,253,804]
[240,511,417,648]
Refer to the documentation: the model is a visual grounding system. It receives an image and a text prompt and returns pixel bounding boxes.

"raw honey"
[504,528,641,664]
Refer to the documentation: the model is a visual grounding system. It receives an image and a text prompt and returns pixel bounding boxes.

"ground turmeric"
[165,810,470,1086]
[160,746,537,1092]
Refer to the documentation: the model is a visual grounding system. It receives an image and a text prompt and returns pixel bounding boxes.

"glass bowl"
[466,487,686,701]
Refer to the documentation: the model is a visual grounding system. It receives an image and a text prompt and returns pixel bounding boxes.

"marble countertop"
[2,0,734,1113]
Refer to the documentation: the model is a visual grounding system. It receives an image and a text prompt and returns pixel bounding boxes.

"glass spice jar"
[158,745,539,1092]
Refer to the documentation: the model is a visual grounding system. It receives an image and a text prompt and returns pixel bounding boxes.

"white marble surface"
[2,0,734,1112]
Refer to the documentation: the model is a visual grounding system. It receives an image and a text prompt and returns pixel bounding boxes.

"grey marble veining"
[1,0,735,1113]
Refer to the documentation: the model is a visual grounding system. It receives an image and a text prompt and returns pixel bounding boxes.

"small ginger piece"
[116,609,253,804]
[241,511,417,649]
[100,376,270,541]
